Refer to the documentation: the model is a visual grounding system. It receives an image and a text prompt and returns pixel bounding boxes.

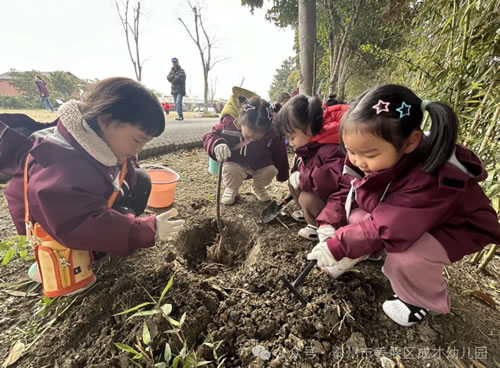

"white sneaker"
[251,186,271,201]
[291,210,306,223]
[28,262,41,283]
[221,188,238,205]
[382,295,429,327]
[298,224,318,241]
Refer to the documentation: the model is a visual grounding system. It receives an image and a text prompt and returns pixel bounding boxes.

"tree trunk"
[204,70,209,113]
[298,0,316,96]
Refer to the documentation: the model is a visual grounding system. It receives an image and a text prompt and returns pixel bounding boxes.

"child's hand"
[289,171,300,190]
[155,209,185,241]
[318,225,336,242]
[307,242,337,267]
[214,143,231,162]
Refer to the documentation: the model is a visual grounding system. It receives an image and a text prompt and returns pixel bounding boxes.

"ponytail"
[421,102,458,173]
[308,96,324,136]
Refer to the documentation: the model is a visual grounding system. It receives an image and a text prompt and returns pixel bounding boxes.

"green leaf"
[197,360,213,366]
[162,343,171,363]
[113,302,155,316]
[0,241,10,251]
[179,312,187,327]
[128,358,144,368]
[114,343,141,355]
[159,274,174,304]
[18,250,28,259]
[172,356,180,368]
[128,310,160,320]
[1,249,16,266]
[168,317,180,327]
[154,363,168,368]
[142,322,151,345]
[161,303,172,317]
[184,353,198,368]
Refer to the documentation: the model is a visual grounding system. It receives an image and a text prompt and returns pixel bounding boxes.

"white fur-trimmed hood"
[58,100,119,167]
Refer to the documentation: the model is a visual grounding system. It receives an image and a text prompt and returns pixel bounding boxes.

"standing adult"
[34,75,55,112]
[167,57,186,121]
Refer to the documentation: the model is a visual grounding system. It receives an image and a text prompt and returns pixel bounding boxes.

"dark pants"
[94,168,151,259]
[112,168,152,216]
[289,184,326,226]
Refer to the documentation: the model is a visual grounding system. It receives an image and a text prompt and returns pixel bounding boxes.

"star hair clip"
[372,100,390,114]
[396,101,411,118]
[243,103,256,112]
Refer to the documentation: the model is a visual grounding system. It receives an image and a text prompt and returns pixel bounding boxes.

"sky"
[0,0,295,101]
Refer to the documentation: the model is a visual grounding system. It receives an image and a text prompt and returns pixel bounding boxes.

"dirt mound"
[0,149,498,367]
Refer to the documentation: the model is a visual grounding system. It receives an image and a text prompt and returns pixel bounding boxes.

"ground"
[0,149,499,368]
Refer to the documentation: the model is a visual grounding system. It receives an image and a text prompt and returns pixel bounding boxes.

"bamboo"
[478,244,497,270]
[469,78,497,133]
[479,106,500,152]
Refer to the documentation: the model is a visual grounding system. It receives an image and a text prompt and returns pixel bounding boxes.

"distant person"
[0,77,184,297]
[34,75,55,112]
[167,57,186,121]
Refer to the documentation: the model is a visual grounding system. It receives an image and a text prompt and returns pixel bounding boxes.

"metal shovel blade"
[260,201,281,224]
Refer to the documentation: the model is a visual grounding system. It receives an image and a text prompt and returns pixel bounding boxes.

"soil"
[0,148,499,368]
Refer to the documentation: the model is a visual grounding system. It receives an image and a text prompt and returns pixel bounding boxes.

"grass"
[0,109,216,122]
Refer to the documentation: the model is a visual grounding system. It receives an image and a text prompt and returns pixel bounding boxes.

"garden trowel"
[260,193,294,224]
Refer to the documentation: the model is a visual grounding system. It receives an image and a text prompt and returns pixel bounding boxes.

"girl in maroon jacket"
[1,77,184,297]
[203,97,289,205]
[307,84,500,327]
[275,95,350,241]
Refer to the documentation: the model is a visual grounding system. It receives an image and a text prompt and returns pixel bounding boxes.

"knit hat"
[171,57,179,63]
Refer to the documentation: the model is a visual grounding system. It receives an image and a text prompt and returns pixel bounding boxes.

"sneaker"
[298,224,318,241]
[221,188,238,205]
[291,210,306,223]
[382,295,429,327]
[175,117,184,121]
[251,186,271,201]
[28,262,41,283]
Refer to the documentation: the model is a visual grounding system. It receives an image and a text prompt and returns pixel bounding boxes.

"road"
[148,117,218,146]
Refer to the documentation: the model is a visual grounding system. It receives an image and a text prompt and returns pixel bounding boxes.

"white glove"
[321,256,367,279]
[318,225,336,243]
[155,208,185,241]
[214,143,231,162]
[289,171,300,190]
[306,242,337,267]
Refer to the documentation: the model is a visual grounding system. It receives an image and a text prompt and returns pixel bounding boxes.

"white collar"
[58,100,119,167]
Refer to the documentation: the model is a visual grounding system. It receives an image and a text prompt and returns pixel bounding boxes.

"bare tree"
[116,0,144,82]
[298,0,316,96]
[178,1,227,113]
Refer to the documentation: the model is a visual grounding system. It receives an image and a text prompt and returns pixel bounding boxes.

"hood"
[310,104,349,144]
[220,86,259,120]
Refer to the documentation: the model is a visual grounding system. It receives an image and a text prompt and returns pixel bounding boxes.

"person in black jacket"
[167,58,186,120]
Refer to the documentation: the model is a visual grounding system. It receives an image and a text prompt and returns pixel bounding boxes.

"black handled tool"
[260,193,294,224]
[280,259,317,307]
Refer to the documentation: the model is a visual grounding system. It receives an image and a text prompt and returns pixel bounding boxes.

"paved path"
[140,117,218,159]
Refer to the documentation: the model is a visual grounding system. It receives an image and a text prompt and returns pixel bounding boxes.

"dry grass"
[0,109,216,122]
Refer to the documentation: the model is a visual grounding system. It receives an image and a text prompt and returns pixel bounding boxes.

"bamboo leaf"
[164,342,172,362]
[179,312,187,327]
[113,302,155,316]
[159,274,174,304]
[128,310,160,320]
[161,303,172,317]
[114,343,140,356]
[2,341,24,367]
[142,322,151,345]
[1,249,16,266]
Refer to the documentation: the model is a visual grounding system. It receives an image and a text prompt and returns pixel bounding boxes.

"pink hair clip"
[372,100,390,114]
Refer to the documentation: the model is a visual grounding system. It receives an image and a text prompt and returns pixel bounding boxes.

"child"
[0,77,185,297]
[35,75,55,112]
[307,84,500,326]
[203,92,289,205]
[275,95,350,241]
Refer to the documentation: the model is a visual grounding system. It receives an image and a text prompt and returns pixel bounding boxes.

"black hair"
[340,84,458,173]
[79,77,165,137]
[276,92,291,105]
[275,95,323,137]
[325,94,344,106]
[238,97,274,134]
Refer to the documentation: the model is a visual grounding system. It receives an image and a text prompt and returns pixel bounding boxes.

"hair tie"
[421,99,430,112]
[308,96,314,104]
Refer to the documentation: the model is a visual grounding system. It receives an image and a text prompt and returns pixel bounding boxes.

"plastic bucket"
[143,165,180,208]
[208,157,220,175]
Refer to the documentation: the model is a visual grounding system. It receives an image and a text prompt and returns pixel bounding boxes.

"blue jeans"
[173,93,183,118]
[40,96,55,112]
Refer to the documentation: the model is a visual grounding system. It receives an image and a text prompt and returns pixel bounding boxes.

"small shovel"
[260,193,294,224]
[280,260,317,307]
